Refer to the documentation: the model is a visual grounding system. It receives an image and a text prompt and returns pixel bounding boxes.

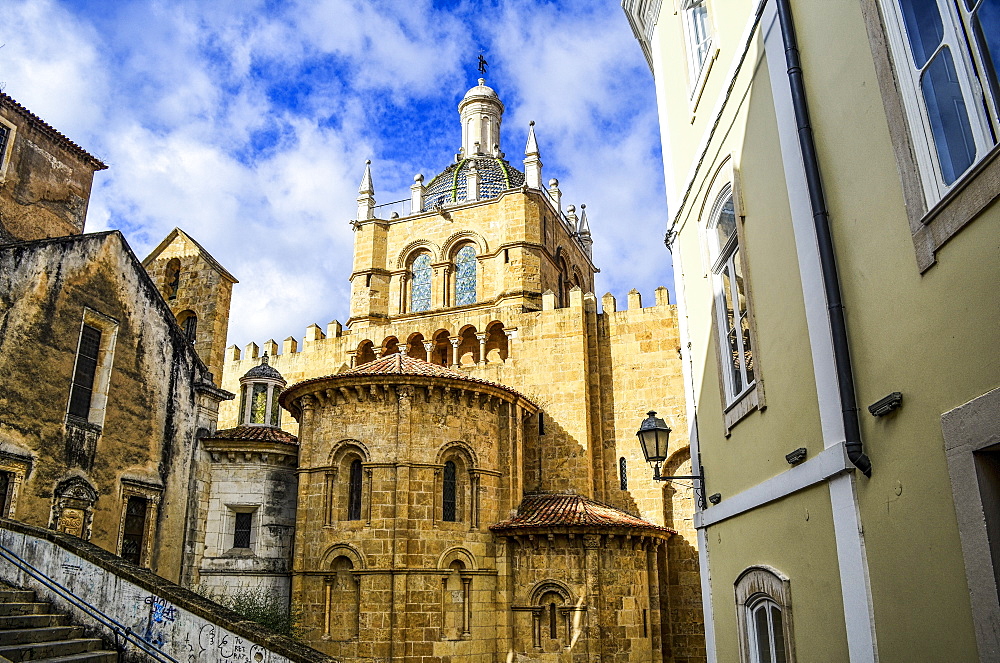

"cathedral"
[0,76,704,663]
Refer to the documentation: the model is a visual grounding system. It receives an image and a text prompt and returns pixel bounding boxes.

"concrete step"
[0,638,102,661]
[0,616,69,630]
[0,591,36,604]
[0,628,84,646]
[0,605,49,617]
[27,653,117,663]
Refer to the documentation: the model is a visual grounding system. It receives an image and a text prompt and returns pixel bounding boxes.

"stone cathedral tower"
[210,78,706,663]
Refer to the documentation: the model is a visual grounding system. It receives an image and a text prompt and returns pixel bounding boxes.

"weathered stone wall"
[143,231,235,386]
[0,519,332,663]
[0,95,104,242]
[502,533,666,663]
[0,232,225,582]
[195,442,298,603]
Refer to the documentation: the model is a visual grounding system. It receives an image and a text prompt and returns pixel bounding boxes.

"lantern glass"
[636,411,671,464]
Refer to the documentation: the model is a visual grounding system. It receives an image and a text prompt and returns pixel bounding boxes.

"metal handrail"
[372,198,412,219]
[0,541,178,663]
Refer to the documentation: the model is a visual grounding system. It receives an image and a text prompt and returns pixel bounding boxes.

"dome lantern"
[237,354,288,428]
[459,78,504,157]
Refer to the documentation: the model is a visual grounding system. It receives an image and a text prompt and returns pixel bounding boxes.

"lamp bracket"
[651,464,707,510]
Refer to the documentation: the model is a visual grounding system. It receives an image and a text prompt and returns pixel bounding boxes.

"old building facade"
[203,79,705,662]
[623,0,1000,661]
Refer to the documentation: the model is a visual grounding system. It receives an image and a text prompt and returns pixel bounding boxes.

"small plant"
[196,584,303,639]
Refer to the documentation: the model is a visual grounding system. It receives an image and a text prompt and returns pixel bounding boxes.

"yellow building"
[623,0,1000,660]
[202,79,706,662]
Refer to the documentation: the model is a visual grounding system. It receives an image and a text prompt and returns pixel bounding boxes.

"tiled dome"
[421,156,525,211]
[243,354,285,382]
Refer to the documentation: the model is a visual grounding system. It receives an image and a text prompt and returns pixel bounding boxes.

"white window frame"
[878,0,999,206]
[709,186,755,405]
[735,566,796,663]
[682,0,715,101]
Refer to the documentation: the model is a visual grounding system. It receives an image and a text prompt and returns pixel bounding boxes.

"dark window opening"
[504,248,510,263]
[164,259,180,300]
[642,608,648,637]
[182,313,197,343]
[69,325,102,420]
[0,471,12,516]
[348,459,363,521]
[121,496,148,564]
[538,412,545,436]
[443,460,457,522]
[0,125,10,167]
[233,511,252,548]
[549,603,557,639]
[975,445,1000,603]
[620,457,628,491]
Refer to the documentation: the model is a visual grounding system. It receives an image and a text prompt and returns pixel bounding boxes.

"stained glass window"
[411,253,432,312]
[455,246,477,306]
[250,383,267,424]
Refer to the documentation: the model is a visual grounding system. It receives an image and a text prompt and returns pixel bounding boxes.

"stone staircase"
[0,583,116,663]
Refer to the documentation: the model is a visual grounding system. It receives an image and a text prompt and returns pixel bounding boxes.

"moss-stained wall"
[0,231,225,582]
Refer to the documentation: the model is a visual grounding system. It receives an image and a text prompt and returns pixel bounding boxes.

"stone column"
[423,341,435,363]
[461,577,472,636]
[476,332,488,365]
[449,337,460,368]
[583,534,602,660]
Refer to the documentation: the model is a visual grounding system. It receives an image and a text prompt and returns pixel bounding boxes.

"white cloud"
[1,0,673,350]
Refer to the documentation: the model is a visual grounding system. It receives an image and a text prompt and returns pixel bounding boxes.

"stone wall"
[0,232,227,582]
[0,518,331,663]
[0,94,105,242]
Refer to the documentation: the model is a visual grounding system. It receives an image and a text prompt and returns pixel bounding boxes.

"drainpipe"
[776,0,872,477]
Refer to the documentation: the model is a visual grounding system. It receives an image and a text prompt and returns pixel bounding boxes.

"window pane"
[238,385,247,424]
[121,497,148,564]
[251,383,267,424]
[715,197,737,251]
[898,0,944,68]
[411,253,432,312]
[443,461,457,522]
[0,126,9,166]
[742,314,755,385]
[233,512,252,548]
[348,459,363,521]
[753,604,773,663]
[921,47,978,183]
[969,0,1000,106]
[688,3,711,72]
[455,246,477,306]
[270,388,282,426]
[728,328,743,393]
[721,264,735,332]
[771,605,787,663]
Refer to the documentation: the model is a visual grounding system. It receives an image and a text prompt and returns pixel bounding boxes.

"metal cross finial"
[478,54,488,75]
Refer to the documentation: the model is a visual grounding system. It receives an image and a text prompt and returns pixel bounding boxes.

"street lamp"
[635,411,707,509]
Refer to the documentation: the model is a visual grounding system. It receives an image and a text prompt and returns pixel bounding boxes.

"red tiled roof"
[0,92,107,170]
[204,425,298,445]
[490,493,673,533]
[282,354,535,408]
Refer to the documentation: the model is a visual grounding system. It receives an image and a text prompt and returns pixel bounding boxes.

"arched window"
[747,597,786,663]
[443,461,457,522]
[411,253,432,312]
[325,556,359,641]
[348,459,363,521]
[177,310,197,344]
[454,245,477,306]
[165,259,180,300]
[709,188,755,403]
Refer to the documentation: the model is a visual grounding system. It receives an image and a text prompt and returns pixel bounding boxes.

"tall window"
[69,325,102,420]
[348,459,363,521]
[0,124,11,171]
[746,597,787,663]
[682,0,712,83]
[454,245,477,306]
[178,310,197,343]
[120,497,148,564]
[882,0,999,201]
[410,253,432,312]
[620,457,628,491]
[443,460,457,522]
[710,189,754,403]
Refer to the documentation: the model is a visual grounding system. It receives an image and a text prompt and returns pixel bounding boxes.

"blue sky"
[2,0,673,347]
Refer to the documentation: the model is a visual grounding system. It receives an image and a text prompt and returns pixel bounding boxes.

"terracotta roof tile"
[490,493,673,533]
[204,425,298,445]
[282,354,534,408]
[0,92,107,170]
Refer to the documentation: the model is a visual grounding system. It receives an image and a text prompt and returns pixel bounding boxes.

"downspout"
[775,0,872,477]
